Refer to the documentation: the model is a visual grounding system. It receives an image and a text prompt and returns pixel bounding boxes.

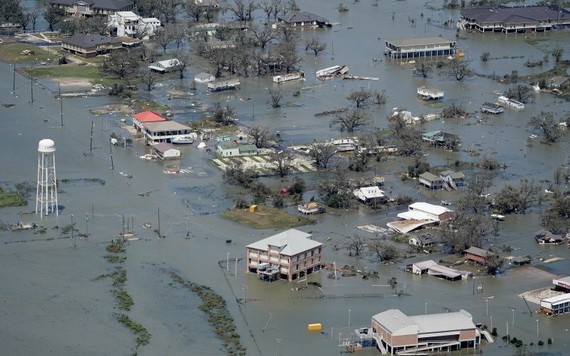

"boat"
[171,135,194,144]
[498,96,525,110]
[298,202,326,214]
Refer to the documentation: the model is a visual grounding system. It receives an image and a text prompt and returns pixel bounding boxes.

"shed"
[148,59,181,73]
[464,246,494,265]
[153,142,181,159]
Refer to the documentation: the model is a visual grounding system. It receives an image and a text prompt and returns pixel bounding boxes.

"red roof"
[133,111,166,122]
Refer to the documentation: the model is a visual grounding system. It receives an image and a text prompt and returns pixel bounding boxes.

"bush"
[538,340,544,346]
[548,338,552,344]
[58,56,68,65]
[491,327,498,336]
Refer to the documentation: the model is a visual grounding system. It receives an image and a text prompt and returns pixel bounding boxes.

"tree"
[541,193,570,235]
[102,48,143,82]
[138,68,158,91]
[528,111,563,143]
[226,0,258,21]
[309,143,336,169]
[485,254,504,275]
[276,41,300,73]
[304,37,326,56]
[441,103,468,119]
[446,59,473,81]
[368,240,400,262]
[210,103,236,125]
[169,24,186,48]
[154,28,174,53]
[504,85,532,103]
[330,109,371,132]
[552,47,564,63]
[414,62,432,78]
[223,161,255,187]
[185,0,204,22]
[44,6,65,31]
[155,0,180,23]
[0,0,24,24]
[267,87,286,108]
[480,51,490,62]
[173,49,191,79]
[260,0,282,18]
[28,8,41,32]
[388,113,423,157]
[348,150,370,172]
[250,25,278,50]
[347,88,376,108]
[247,125,270,148]
[493,180,543,214]
[270,152,292,177]
[345,234,366,257]
[317,169,352,207]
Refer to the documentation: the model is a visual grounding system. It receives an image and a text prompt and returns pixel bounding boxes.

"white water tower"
[36,139,58,217]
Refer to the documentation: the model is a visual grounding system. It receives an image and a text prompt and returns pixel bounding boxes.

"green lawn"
[0,188,27,208]
[0,43,59,64]
[25,64,102,79]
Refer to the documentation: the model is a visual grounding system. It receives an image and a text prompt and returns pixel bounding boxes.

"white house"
[108,11,161,39]
[217,141,258,157]
[353,186,385,204]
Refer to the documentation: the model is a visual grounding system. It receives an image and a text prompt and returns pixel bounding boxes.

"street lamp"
[485,296,495,317]
[490,316,493,331]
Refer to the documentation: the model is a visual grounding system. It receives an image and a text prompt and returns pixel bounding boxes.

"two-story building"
[385,36,456,59]
[49,0,134,18]
[246,229,323,281]
[107,11,161,39]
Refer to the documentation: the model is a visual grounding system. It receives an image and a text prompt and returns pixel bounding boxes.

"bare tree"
[309,143,337,169]
[154,28,174,53]
[330,109,372,132]
[267,87,286,108]
[348,150,370,172]
[494,180,543,214]
[276,41,300,73]
[138,68,159,91]
[29,8,41,32]
[345,234,367,257]
[347,88,376,108]
[368,240,400,261]
[270,152,292,177]
[251,25,278,50]
[304,37,326,56]
[446,59,473,81]
[441,103,468,119]
[247,125,270,148]
[210,103,236,125]
[169,24,187,48]
[528,111,563,143]
[227,0,258,21]
[414,62,432,78]
[186,0,204,22]
[173,49,192,79]
[541,192,570,235]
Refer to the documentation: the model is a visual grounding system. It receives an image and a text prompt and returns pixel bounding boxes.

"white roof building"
[353,186,385,202]
[148,59,181,73]
[108,11,161,39]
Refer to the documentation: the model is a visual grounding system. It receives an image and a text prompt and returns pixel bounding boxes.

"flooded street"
[1,0,569,355]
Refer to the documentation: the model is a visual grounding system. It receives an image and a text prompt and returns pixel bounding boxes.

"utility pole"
[109,139,115,171]
[71,214,75,248]
[12,62,16,92]
[30,76,34,104]
[59,82,63,126]
[89,120,94,154]
[85,213,89,236]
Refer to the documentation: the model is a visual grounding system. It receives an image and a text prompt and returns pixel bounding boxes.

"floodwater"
[1,0,569,355]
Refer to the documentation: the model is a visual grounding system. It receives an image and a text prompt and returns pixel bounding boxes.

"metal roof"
[62,34,121,48]
[464,246,493,257]
[372,309,418,336]
[409,202,452,216]
[49,0,133,9]
[246,229,322,256]
[278,11,329,24]
[541,293,570,304]
[373,309,476,336]
[387,36,455,48]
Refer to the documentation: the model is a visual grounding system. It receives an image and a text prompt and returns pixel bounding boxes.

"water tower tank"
[38,139,56,153]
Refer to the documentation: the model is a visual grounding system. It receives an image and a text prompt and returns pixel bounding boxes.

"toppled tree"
[345,234,367,257]
[446,59,474,81]
[541,192,570,235]
[247,125,270,148]
[330,109,371,132]
[267,87,286,108]
[493,180,543,214]
[441,103,468,119]
[308,143,337,169]
[528,111,563,143]
[504,85,532,103]
[304,36,326,56]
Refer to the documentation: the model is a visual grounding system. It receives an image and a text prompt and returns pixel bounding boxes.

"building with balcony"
[139,120,192,145]
[49,0,134,18]
[61,34,140,57]
[371,309,480,355]
[246,229,323,281]
[385,36,456,59]
[107,11,161,39]
[460,5,570,33]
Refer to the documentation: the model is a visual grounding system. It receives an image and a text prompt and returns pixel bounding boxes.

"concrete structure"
[464,246,494,265]
[371,309,480,355]
[36,139,58,218]
[277,11,330,27]
[217,141,258,157]
[246,229,323,281]
[353,186,386,204]
[132,111,166,135]
[418,172,444,189]
[153,142,181,159]
[148,59,181,73]
[61,34,141,57]
[553,276,570,292]
[385,36,456,59]
[107,11,160,39]
[49,0,134,17]
[540,293,570,315]
[460,5,570,33]
[140,121,192,145]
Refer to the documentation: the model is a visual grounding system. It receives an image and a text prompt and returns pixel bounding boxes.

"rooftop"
[372,309,475,336]
[464,246,494,257]
[387,36,455,48]
[461,5,570,24]
[278,11,329,24]
[133,111,165,122]
[153,142,177,153]
[419,172,441,182]
[409,202,452,216]
[50,0,133,10]
[62,34,121,48]
[142,120,191,132]
[246,229,322,256]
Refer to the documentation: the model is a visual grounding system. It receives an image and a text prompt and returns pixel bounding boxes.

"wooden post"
[89,120,94,154]
[12,62,16,92]
[109,139,115,171]
[59,82,63,126]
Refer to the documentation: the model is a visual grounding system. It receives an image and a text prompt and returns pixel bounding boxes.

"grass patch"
[0,187,27,208]
[222,205,315,229]
[171,272,246,356]
[0,43,59,63]
[24,64,102,81]
[106,241,126,253]
[114,289,134,311]
[116,313,151,347]
[105,255,126,263]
